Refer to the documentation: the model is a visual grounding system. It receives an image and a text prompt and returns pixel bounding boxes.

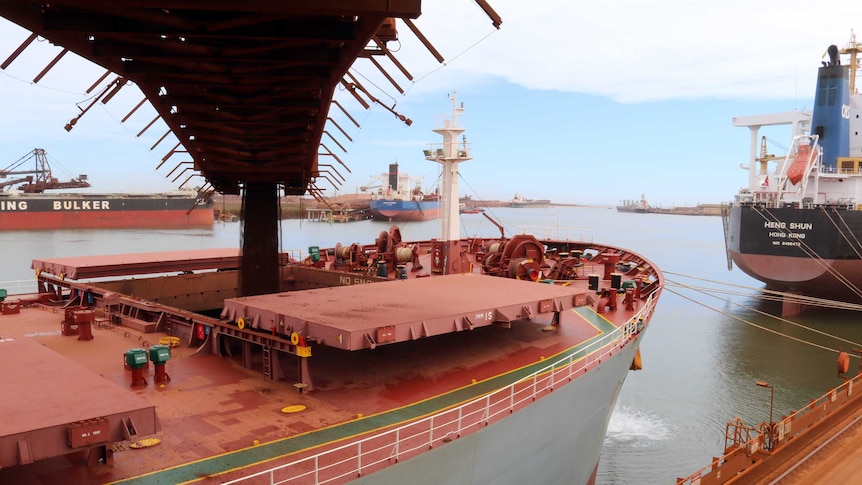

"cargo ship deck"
[0,247,655,484]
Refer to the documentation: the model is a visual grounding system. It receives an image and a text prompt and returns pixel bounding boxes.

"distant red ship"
[0,192,214,230]
[0,148,214,230]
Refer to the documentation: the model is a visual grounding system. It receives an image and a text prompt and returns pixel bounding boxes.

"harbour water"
[3,205,861,484]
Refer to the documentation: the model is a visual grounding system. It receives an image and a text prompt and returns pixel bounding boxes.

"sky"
[0,1,860,206]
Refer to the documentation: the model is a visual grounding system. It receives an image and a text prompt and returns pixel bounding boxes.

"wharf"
[678,368,862,484]
[305,206,372,223]
[730,395,862,484]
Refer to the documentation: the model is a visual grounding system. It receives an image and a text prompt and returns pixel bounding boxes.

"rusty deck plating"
[221,274,589,351]
[0,240,661,484]
[32,249,243,280]
[0,336,158,469]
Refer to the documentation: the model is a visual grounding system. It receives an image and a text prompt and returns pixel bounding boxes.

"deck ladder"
[262,345,271,378]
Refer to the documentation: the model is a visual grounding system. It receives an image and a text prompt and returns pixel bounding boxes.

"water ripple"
[604,405,672,447]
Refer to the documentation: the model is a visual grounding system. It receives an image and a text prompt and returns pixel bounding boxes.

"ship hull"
[509,200,550,208]
[352,333,641,485]
[370,199,441,221]
[726,204,862,300]
[616,207,651,213]
[0,194,214,230]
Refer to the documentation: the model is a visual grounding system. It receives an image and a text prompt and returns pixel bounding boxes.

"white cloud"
[2,2,859,107]
[0,2,858,201]
[387,0,862,103]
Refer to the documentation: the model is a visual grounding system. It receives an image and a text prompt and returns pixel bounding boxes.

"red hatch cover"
[0,338,158,467]
[222,273,588,351]
[32,248,243,280]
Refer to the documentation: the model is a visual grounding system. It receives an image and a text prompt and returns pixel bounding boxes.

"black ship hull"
[726,204,862,300]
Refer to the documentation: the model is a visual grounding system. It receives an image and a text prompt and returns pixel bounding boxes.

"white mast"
[426,92,471,243]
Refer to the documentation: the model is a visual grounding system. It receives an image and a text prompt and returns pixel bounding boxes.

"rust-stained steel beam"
[315,173,341,187]
[33,48,68,83]
[345,80,412,126]
[341,79,371,109]
[0,31,36,70]
[368,55,405,94]
[319,163,346,182]
[64,76,123,131]
[150,130,172,150]
[122,98,148,122]
[373,38,413,81]
[171,166,193,183]
[401,18,444,63]
[136,114,161,138]
[0,0,500,195]
[178,173,197,188]
[322,130,347,153]
[326,117,353,142]
[474,0,503,29]
[167,161,193,179]
[156,141,184,170]
[319,144,350,173]
[85,69,112,94]
[100,77,126,104]
[330,100,361,128]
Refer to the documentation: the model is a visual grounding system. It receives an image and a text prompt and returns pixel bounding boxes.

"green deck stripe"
[115,307,620,484]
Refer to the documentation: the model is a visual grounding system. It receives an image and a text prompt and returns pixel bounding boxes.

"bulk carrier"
[723,34,862,305]
[0,149,214,230]
[0,98,664,485]
[365,163,441,222]
[0,4,663,484]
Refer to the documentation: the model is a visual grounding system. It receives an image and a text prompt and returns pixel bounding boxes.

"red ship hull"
[0,194,214,230]
[369,199,441,222]
[0,209,214,230]
[370,207,441,221]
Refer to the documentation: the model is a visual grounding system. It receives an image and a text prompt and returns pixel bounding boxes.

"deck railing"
[221,294,657,485]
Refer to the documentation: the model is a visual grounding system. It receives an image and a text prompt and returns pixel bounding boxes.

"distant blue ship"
[367,163,441,221]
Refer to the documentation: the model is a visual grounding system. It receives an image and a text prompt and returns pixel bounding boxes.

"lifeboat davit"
[787,144,813,185]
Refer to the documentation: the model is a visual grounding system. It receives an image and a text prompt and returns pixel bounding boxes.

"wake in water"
[604,405,672,447]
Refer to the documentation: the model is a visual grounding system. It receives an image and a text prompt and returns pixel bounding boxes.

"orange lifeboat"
[787,144,813,185]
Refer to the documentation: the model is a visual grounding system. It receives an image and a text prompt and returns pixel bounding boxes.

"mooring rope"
[664,270,862,311]
[664,271,862,353]
[664,286,840,353]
